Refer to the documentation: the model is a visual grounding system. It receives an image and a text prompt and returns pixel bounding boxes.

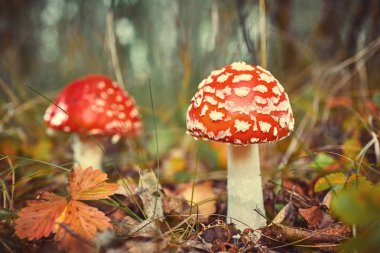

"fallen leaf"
[314,172,346,192]
[179,181,217,218]
[272,202,297,225]
[55,200,112,252]
[68,167,119,200]
[299,206,334,229]
[15,192,67,240]
[15,167,118,253]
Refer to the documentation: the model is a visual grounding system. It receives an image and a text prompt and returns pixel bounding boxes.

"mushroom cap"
[186,62,294,145]
[44,74,142,137]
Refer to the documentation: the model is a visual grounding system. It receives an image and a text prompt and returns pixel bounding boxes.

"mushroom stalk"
[227,144,266,230]
[72,135,103,170]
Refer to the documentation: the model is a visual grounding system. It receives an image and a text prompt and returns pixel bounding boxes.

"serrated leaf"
[15,167,116,252]
[55,200,112,252]
[68,167,118,200]
[311,153,335,170]
[314,172,345,192]
[15,192,67,240]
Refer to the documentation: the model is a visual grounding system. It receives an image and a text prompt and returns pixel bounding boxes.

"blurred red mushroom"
[186,62,294,230]
[44,74,142,170]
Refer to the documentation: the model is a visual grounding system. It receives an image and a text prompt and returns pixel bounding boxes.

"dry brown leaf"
[55,200,112,252]
[68,166,119,200]
[15,192,67,240]
[299,206,334,229]
[179,181,217,218]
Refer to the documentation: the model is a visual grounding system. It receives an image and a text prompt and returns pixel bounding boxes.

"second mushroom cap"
[186,61,294,145]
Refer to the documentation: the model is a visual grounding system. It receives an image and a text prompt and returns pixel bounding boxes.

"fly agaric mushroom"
[186,61,294,230]
[44,74,142,170]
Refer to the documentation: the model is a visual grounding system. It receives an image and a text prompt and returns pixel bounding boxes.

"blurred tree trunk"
[311,0,349,62]
[345,0,370,58]
[271,0,300,71]
[0,0,41,84]
[367,0,380,89]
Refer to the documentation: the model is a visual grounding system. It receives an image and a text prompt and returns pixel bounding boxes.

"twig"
[259,0,267,68]
[106,6,125,89]
[59,223,96,248]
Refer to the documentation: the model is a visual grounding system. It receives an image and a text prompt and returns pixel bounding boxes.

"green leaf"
[310,153,335,170]
[331,183,380,225]
[314,172,345,192]
[0,209,17,220]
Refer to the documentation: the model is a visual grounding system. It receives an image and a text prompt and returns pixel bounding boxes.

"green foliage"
[310,153,336,170]
[314,172,346,192]
[331,180,380,253]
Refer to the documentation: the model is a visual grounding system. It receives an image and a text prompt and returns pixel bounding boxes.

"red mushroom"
[186,62,294,230]
[44,74,142,170]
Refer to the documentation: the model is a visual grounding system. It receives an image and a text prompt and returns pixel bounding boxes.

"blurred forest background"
[0,0,380,252]
[1,0,379,160]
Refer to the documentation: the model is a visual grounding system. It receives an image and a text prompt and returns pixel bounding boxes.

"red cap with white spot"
[44,74,142,137]
[186,61,294,145]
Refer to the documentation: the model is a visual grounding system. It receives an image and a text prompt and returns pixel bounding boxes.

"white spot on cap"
[253,85,268,93]
[259,121,272,133]
[98,81,106,89]
[230,61,254,71]
[279,116,288,128]
[255,96,267,104]
[209,110,224,121]
[119,112,126,119]
[258,72,276,83]
[210,68,225,77]
[116,95,123,102]
[232,74,253,83]
[50,110,68,126]
[216,90,225,99]
[205,75,213,84]
[101,92,108,99]
[198,79,207,89]
[234,119,252,133]
[204,96,217,105]
[95,99,106,106]
[89,129,102,135]
[63,126,71,132]
[187,118,207,133]
[250,138,260,143]
[106,110,113,117]
[272,86,282,96]
[233,87,251,97]
[276,100,290,111]
[289,117,294,131]
[200,104,209,116]
[107,88,115,95]
[130,108,138,117]
[216,128,232,139]
[204,86,215,93]
[273,127,278,136]
[217,73,232,83]
[234,139,242,144]
[193,90,203,108]
[271,96,280,104]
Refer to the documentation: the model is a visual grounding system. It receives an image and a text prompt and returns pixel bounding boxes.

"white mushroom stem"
[227,144,266,230]
[72,134,103,170]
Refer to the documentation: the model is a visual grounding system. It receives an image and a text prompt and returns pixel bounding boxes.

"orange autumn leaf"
[55,200,112,252]
[68,166,119,200]
[15,192,67,240]
[15,167,118,252]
